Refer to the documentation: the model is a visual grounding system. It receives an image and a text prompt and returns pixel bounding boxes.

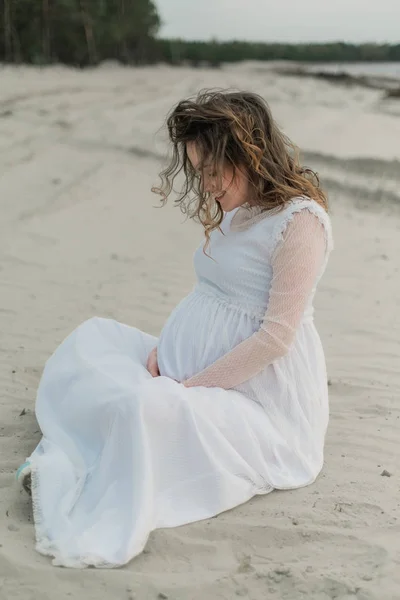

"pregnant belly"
[157,290,259,382]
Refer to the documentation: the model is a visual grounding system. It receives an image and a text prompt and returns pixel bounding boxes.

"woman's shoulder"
[236,196,333,254]
[270,196,333,253]
[280,196,331,230]
[279,196,329,218]
[227,197,332,252]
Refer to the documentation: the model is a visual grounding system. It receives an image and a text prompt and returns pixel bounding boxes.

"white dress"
[27,197,333,568]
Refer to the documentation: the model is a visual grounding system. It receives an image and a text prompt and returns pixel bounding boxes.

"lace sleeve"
[183,209,328,389]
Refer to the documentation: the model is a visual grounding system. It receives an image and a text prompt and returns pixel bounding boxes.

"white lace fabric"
[184,210,327,389]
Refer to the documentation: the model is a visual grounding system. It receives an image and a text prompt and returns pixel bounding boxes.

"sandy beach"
[0,62,399,599]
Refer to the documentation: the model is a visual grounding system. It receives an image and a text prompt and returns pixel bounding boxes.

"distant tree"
[79,0,97,64]
[42,0,51,61]
[3,0,12,61]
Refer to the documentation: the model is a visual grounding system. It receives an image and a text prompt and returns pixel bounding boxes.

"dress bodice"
[193,197,331,320]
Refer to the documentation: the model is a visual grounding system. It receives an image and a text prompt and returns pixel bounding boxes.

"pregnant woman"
[17,90,333,568]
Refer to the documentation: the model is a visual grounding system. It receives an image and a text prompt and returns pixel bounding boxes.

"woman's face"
[186,142,251,212]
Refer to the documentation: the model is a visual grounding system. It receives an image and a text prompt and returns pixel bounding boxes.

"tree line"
[0,0,160,66]
[156,40,400,67]
[1,1,399,67]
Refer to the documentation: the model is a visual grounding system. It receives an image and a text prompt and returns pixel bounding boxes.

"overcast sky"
[156,0,400,44]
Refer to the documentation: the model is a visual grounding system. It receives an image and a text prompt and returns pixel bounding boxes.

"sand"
[0,62,399,600]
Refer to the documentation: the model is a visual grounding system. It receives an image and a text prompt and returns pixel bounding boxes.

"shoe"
[16,460,32,496]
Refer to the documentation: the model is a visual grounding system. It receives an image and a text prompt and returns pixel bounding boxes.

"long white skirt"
[28,317,319,569]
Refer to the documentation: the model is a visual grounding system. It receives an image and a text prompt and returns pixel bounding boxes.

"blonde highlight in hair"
[152,89,328,247]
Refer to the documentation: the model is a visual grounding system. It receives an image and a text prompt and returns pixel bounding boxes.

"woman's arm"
[184,210,327,389]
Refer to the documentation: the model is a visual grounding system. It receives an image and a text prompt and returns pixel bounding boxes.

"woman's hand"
[146,347,160,378]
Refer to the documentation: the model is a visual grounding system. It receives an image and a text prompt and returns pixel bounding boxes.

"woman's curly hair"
[153,89,327,245]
